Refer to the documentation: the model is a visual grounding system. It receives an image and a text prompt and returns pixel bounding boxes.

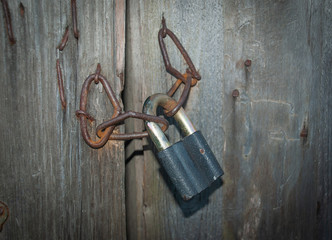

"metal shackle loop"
[143,93,196,151]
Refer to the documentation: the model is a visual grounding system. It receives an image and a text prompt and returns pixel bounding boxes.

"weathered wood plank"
[76,0,126,239]
[0,0,126,239]
[222,1,331,239]
[1,0,331,239]
[125,1,224,239]
[308,1,332,239]
[125,0,332,239]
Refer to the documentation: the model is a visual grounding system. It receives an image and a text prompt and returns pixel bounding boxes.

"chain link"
[76,17,201,148]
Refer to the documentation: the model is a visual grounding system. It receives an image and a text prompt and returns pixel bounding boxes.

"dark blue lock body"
[143,94,224,200]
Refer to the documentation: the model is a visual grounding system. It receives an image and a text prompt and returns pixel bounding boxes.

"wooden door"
[0,0,126,239]
[1,0,331,240]
[125,0,332,240]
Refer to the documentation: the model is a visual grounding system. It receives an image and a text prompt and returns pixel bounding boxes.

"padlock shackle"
[143,94,196,151]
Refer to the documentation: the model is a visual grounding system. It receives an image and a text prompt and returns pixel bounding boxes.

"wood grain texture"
[0,0,126,239]
[125,1,224,239]
[125,0,332,239]
[1,0,331,239]
[308,1,332,239]
[222,1,331,239]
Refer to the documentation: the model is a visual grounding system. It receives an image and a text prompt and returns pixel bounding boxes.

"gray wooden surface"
[1,0,331,239]
[125,0,332,240]
[125,1,225,239]
[222,1,331,239]
[0,0,126,239]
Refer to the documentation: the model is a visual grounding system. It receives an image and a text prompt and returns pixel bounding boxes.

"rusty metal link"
[96,111,169,140]
[161,16,167,38]
[94,63,101,84]
[158,17,200,117]
[76,64,169,148]
[76,70,121,149]
[158,16,201,84]
[165,71,192,117]
[77,17,201,147]
[56,59,67,109]
[75,110,95,122]
[95,72,192,135]
[71,0,79,39]
[57,26,69,51]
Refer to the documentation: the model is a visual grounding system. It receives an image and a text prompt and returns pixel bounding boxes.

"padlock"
[143,93,224,200]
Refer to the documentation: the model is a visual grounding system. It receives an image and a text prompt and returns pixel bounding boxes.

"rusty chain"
[76,17,200,148]
[76,64,169,149]
[159,17,201,83]
[96,111,169,140]
[158,17,200,117]
[75,66,121,149]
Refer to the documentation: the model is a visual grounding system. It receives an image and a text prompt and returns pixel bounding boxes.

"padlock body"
[183,131,224,184]
[157,141,210,200]
[143,93,224,200]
